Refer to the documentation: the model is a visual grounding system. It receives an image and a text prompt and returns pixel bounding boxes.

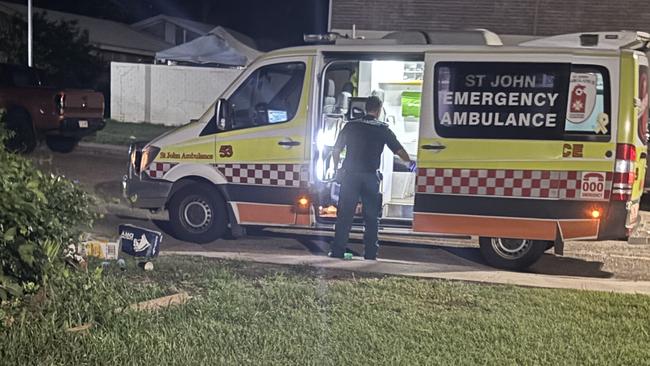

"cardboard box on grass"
[119,224,162,258]
[81,240,119,260]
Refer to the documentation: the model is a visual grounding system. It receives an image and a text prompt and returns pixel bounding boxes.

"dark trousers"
[332,171,381,259]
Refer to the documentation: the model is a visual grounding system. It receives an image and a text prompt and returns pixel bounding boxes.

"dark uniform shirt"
[334,116,405,173]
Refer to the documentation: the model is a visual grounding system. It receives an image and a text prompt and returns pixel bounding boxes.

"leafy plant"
[0,116,94,301]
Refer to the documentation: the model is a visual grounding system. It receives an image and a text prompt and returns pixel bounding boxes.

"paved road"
[30,145,650,282]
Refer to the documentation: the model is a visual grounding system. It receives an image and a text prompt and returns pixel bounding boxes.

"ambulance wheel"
[479,237,548,270]
[168,183,228,243]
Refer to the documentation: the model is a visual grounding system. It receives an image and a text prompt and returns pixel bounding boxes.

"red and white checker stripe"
[416,168,612,200]
[215,164,308,188]
[145,162,177,178]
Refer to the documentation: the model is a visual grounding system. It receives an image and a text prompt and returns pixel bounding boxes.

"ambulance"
[123,30,649,270]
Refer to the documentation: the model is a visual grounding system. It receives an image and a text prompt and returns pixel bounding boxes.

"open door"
[312,56,424,226]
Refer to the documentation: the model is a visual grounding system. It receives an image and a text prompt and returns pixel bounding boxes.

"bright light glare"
[316,130,325,153]
[316,158,324,180]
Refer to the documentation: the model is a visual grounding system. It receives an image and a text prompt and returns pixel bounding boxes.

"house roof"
[0,1,172,57]
[132,14,215,36]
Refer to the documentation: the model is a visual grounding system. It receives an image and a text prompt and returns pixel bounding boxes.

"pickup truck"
[0,63,105,153]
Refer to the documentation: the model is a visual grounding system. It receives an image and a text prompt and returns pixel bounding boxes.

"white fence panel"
[110,62,241,126]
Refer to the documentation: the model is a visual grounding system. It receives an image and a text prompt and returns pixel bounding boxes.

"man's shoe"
[364,256,377,261]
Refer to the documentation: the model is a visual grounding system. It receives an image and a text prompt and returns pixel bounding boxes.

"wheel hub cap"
[491,238,531,260]
[183,200,212,230]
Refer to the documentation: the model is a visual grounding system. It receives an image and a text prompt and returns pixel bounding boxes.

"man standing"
[330,96,414,260]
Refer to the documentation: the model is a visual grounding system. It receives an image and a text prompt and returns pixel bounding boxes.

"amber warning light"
[590,209,602,219]
[297,197,309,207]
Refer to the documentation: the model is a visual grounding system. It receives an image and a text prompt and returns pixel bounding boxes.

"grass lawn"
[2,256,650,365]
[83,119,175,146]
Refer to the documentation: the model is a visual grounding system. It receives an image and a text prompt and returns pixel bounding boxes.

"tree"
[0,11,102,88]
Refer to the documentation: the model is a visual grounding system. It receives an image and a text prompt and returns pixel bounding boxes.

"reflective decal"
[567,73,597,124]
[580,172,606,200]
[219,145,234,158]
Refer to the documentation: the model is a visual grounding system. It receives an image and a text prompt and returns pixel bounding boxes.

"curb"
[77,142,129,158]
[163,250,650,295]
[93,202,169,221]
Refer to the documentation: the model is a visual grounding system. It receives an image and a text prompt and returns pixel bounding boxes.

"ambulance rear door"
[414,51,617,241]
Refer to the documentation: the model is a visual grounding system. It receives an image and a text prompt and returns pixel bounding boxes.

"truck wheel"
[479,237,548,270]
[4,109,36,153]
[168,183,228,243]
[46,136,79,153]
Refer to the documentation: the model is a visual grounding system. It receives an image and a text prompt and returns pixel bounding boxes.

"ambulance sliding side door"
[414,52,614,241]
[211,56,314,227]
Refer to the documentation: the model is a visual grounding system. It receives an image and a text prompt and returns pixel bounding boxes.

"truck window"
[228,62,305,130]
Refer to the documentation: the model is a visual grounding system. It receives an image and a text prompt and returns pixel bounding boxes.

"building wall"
[331,0,650,36]
[110,62,241,126]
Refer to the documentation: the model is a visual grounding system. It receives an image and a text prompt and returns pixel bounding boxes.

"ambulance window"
[228,62,305,130]
[433,62,570,140]
[563,66,611,140]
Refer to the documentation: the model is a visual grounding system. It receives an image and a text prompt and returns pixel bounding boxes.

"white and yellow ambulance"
[124,30,649,270]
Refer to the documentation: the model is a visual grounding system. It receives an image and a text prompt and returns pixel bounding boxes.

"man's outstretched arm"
[396,149,411,164]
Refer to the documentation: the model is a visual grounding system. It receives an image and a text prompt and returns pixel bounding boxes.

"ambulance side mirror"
[216,98,231,131]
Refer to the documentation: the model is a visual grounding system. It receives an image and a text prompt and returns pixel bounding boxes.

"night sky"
[6,0,330,50]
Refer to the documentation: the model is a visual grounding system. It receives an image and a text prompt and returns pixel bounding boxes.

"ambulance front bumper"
[123,142,173,210]
[122,174,173,210]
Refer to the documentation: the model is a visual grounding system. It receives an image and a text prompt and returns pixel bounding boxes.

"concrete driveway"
[30,143,650,290]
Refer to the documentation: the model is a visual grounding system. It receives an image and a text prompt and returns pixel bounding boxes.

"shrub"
[0,120,94,300]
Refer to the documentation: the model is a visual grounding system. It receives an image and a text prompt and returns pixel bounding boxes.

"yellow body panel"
[418,138,614,171]
[158,135,215,164]
[620,52,648,201]
[617,53,636,144]
[214,134,307,164]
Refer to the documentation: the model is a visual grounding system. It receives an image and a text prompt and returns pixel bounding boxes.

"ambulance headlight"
[140,145,161,174]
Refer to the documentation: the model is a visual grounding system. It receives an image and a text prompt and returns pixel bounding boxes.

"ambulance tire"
[479,237,548,270]
[168,183,228,243]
